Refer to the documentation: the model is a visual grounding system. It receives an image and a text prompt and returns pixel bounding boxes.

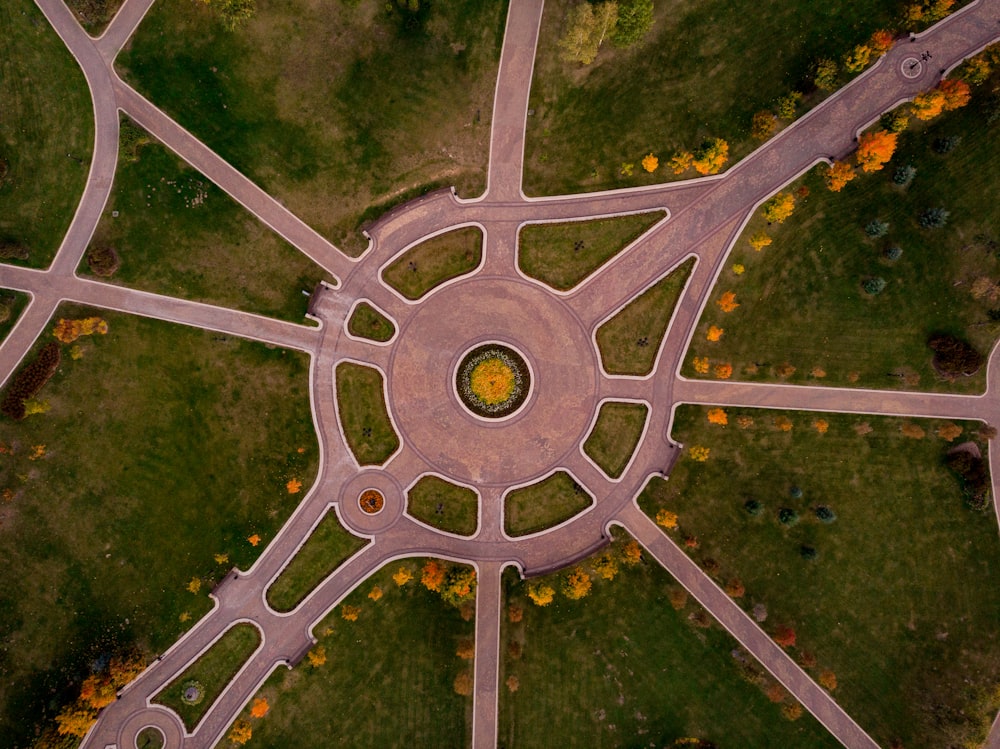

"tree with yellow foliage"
[562,567,592,599]
[843,44,872,73]
[453,671,473,696]
[692,356,709,374]
[824,160,855,192]
[641,153,659,172]
[55,703,97,737]
[393,566,413,586]
[527,582,555,606]
[751,111,777,141]
[669,151,693,174]
[688,446,710,462]
[307,645,327,667]
[855,129,898,171]
[228,719,253,745]
[80,674,116,710]
[341,605,361,621]
[748,231,772,251]
[706,325,724,342]
[713,363,733,380]
[620,539,643,565]
[592,552,620,580]
[762,192,795,223]
[656,509,678,529]
[692,138,729,175]
[456,638,475,660]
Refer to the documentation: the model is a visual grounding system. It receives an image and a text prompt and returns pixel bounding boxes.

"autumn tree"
[441,566,478,607]
[506,675,521,692]
[508,604,523,622]
[911,89,946,120]
[641,153,659,172]
[341,604,361,621]
[692,138,729,175]
[611,0,653,46]
[813,419,829,434]
[393,566,413,586]
[855,129,897,172]
[668,587,689,610]
[656,509,679,529]
[620,538,642,565]
[55,703,97,737]
[80,674,116,710]
[558,1,619,64]
[250,697,269,718]
[527,582,555,606]
[229,719,253,745]
[901,422,925,439]
[692,356,709,374]
[870,29,894,56]
[592,552,619,580]
[688,445,710,462]
[751,111,777,141]
[669,151,693,174]
[562,567,592,599]
[813,58,838,90]
[824,160,855,192]
[762,192,795,223]
[774,416,793,431]
[453,671,473,696]
[843,44,872,73]
[936,422,963,441]
[109,653,146,687]
[773,625,797,648]
[819,670,838,691]
[775,91,802,120]
[706,325,724,342]
[713,362,733,380]
[307,645,327,667]
[716,291,739,312]
[456,638,475,660]
[707,408,728,425]
[421,560,447,592]
[368,585,383,601]
[939,78,971,110]
[749,231,772,251]
[724,578,745,597]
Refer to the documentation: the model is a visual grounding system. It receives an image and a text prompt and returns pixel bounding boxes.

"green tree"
[611,0,653,47]
[559,2,619,64]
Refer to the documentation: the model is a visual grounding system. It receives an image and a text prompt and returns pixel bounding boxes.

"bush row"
[0,342,61,420]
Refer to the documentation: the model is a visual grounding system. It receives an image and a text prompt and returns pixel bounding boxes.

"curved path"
[1,0,999,747]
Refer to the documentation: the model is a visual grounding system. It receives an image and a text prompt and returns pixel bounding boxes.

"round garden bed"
[359,489,385,514]
[456,343,531,418]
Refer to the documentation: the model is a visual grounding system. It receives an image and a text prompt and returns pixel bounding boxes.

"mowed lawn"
[640,405,1000,747]
[82,125,332,322]
[523,0,901,195]
[686,91,1000,393]
[118,0,508,255]
[499,540,842,748]
[0,0,92,267]
[0,307,317,745]
[231,562,473,748]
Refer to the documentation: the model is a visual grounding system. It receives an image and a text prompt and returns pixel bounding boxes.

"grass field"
[154,623,261,731]
[686,94,1000,393]
[266,510,368,612]
[596,257,694,375]
[118,0,508,255]
[522,0,900,195]
[640,405,1000,747]
[382,227,483,300]
[335,362,399,465]
[582,401,648,478]
[407,475,479,536]
[0,307,317,745]
[82,123,332,322]
[505,471,593,537]
[347,302,395,343]
[0,0,92,268]
[228,562,473,748]
[518,211,664,290]
[0,291,29,343]
[499,536,842,748]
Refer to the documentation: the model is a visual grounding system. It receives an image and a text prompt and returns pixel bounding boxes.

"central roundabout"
[456,342,531,419]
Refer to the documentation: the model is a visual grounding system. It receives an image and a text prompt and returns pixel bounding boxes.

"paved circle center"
[389,279,597,485]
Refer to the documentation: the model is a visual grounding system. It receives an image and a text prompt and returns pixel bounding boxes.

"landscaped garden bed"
[335,362,400,465]
[382,227,483,300]
[407,476,479,536]
[456,343,531,419]
[505,471,592,536]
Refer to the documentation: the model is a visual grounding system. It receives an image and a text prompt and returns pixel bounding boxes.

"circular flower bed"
[359,489,384,514]
[456,344,530,418]
[181,680,204,706]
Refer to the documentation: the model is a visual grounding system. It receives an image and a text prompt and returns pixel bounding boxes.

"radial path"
[0,0,999,748]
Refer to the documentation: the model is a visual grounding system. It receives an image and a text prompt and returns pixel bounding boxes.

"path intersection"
[1,0,1000,747]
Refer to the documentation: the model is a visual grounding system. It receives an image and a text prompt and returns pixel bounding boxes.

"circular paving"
[389,278,597,485]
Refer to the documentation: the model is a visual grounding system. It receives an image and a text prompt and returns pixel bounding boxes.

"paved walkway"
[2,0,1000,747]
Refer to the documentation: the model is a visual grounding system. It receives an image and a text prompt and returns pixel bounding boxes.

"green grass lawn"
[118,0,507,255]
[0,0,92,267]
[686,91,1000,393]
[596,257,694,375]
[229,562,473,748]
[505,471,592,537]
[640,405,1000,747]
[500,535,842,748]
[583,401,648,478]
[154,623,261,731]
[81,122,332,322]
[0,291,29,343]
[518,211,664,290]
[335,362,399,465]
[522,0,900,196]
[0,306,317,745]
[347,302,395,343]
[407,475,479,536]
[266,509,368,612]
[382,227,483,300]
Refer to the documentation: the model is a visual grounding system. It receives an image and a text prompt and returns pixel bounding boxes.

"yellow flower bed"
[469,358,515,405]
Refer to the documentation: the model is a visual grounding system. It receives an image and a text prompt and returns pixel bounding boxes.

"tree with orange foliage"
[813,419,829,434]
[250,697,269,718]
[911,89,945,120]
[669,151,693,175]
[692,138,729,175]
[819,670,838,691]
[762,192,795,223]
[562,567,592,600]
[421,560,447,592]
[724,579,745,597]
[307,645,327,667]
[707,408,728,425]
[620,539,643,565]
[441,566,478,607]
[368,585,383,601]
[751,111,777,141]
[773,625,797,648]
[939,78,971,110]
[527,582,555,606]
[80,674,116,710]
[774,416,793,432]
[393,566,413,586]
[456,638,475,660]
[656,509,679,529]
[229,719,253,745]
[285,478,302,494]
[341,604,361,621]
[713,363,733,380]
[855,129,898,172]
[453,672,473,696]
[692,356,709,374]
[109,653,146,687]
[749,231,772,251]
[869,29,894,56]
[641,153,659,172]
[901,422,925,439]
[824,160,855,192]
[55,703,97,737]
[716,291,739,312]
[706,325,724,342]
[937,423,963,441]
[506,675,520,692]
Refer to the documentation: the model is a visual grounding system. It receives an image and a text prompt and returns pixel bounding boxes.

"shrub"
[778,508,799,526]
[610,0,654,47]
[933,135,961,154]
[775,91,803,120]
[946,450,991,510]
[862,277,887,295]
[86,246,120,277]
[744,498,763,516]
[883,245,903,261]
[813,58,838,90]
[800,545,818,560]
[881,108,910,133]
[865,219,889,238]
[789,486,803,499]
[0,241,29,260]
[919,207,950,228]
[893,164,916,185]
[928,333,983,376]
[751,111,777,140]
[814,505,836,523]
[1,342,61,420]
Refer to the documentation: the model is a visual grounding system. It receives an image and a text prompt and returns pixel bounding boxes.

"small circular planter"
[359,489,385,515]
[180,680,204,706]
[455,343,531,419]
